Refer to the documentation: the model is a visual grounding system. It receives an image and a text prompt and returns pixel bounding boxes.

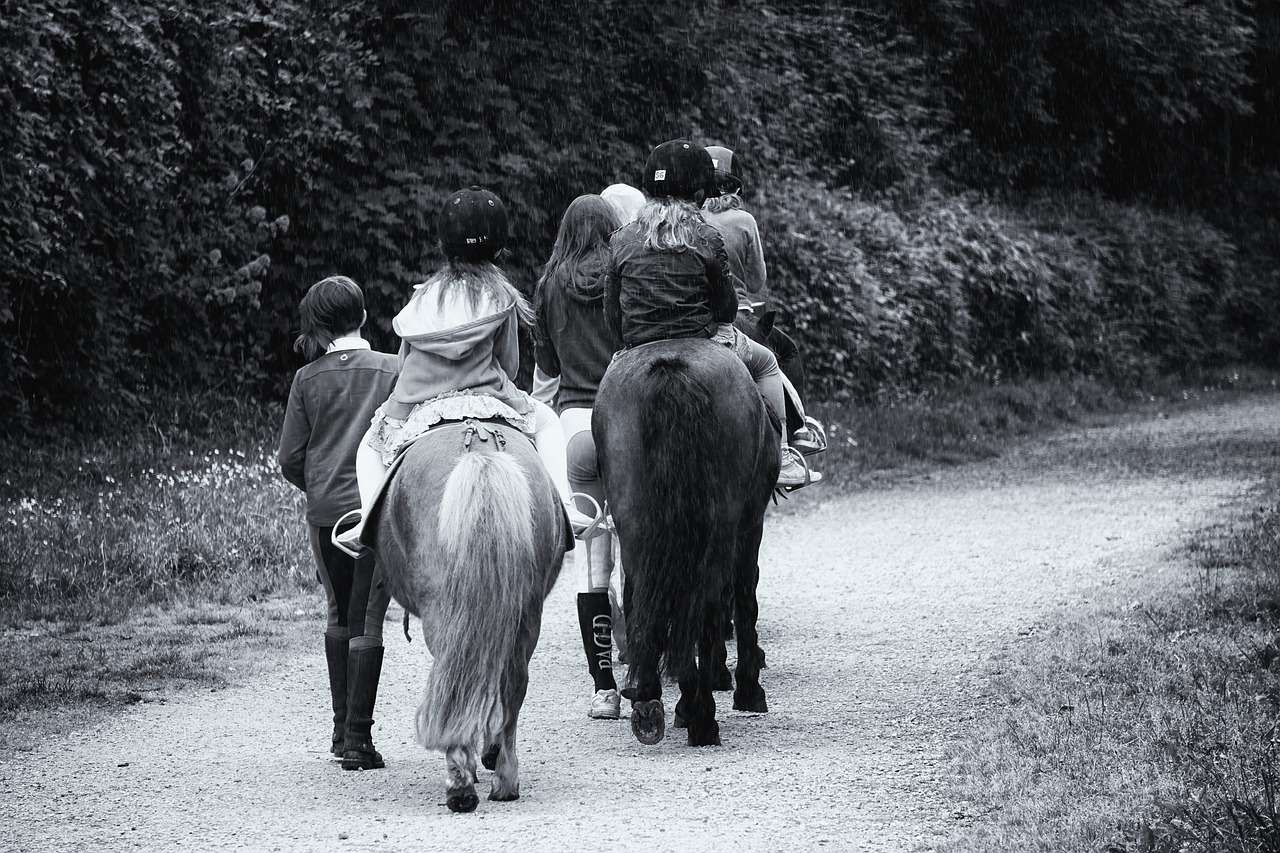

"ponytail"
[294,276,366,362]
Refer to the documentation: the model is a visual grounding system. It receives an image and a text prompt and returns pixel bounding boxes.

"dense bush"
[1,0,1278,431]
[911,0,1257,197]
[0,1,369,425]
[762,183,1247,398]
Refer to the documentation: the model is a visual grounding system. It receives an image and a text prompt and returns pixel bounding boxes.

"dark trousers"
[309,523,391,647]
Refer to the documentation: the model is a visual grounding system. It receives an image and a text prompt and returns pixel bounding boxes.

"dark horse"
[594,339,777,746]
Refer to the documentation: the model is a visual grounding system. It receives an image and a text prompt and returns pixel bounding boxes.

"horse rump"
[413,450,537,753]
[620,352,729,687]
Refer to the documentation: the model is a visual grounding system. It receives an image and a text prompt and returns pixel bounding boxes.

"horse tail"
[631,356,721,677]
[415,451,536,753]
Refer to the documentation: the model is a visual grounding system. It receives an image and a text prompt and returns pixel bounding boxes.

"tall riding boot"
[341,645,386,770]
[324,635,349,756]
[577,592,620,719]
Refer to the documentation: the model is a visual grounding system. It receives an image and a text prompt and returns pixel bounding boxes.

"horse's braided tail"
[415,451,535,753]
[632,356,719,677]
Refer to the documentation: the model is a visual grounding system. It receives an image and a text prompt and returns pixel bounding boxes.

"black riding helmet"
[439,186,507,262]
[642,139,716,201]
[705,145,744,195]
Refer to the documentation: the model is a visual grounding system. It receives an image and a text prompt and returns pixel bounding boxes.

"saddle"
[364,418,527,541]
[363,417,572,559]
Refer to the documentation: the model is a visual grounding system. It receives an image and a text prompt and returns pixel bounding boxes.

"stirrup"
[331,508,368,559]
[779,446,820,491]
[792,415,829,456]
[570,492,612,541]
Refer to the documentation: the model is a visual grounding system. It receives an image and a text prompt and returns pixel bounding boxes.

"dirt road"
[4,397,1277,853]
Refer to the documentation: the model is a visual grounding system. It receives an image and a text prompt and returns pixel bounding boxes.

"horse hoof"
[631,699,665,745]
[481,744,501,771]
[488,787,520,802]
[340,747,385,771]
[447,786,479,813]
[713,666,733,692]
[687,719,721,747]
[733,687,768,714]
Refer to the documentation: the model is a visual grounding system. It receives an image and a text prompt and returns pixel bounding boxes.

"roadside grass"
[0,369,1275,731]
[940,477,1280,852]
[801,366,1278,495]
[0,597,317,751]
[0,392,312,624]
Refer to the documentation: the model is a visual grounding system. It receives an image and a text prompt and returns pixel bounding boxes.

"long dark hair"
[294,275,365,362]
[538,195,619,292]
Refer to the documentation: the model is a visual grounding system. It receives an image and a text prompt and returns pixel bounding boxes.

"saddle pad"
[361,419,550,552]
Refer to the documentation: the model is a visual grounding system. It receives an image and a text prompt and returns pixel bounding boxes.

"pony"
[594,338,776,747]
[371,420,568,812]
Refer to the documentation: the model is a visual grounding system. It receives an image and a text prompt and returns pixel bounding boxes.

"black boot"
[324,635,349,756]
[342,645,386,771]
[577,592,617,693]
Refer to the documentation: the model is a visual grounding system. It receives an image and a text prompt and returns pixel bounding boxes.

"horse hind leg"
[685,612,721,747]
[713,586,733,691]
[732,525,768,714]
[622,601,666,746]
[672,651,698,729]
[444,746,480,813]
[481,743,501,772]
[489,655,530,802]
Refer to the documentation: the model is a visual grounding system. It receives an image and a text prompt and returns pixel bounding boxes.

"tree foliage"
[1,0,1277,431]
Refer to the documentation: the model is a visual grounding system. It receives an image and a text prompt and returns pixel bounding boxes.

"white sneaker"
[588,688,621,720]
[778,447,822,488]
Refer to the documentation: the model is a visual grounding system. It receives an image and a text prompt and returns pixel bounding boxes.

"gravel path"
[5,397,1278,853]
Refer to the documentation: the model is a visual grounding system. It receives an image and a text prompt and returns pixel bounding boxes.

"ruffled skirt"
[368,390,533,466]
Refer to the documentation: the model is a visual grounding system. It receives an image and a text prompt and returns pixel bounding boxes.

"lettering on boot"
[592,614,612,672]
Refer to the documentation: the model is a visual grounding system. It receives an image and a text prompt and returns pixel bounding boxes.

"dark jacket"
[535,249,623,413]
[277,347,398,526]
[604,219,738,348]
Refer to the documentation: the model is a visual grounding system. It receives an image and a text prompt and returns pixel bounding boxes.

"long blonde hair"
[634,198,705,252]
[422,260,534,326]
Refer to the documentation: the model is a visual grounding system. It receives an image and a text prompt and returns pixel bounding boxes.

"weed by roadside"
[803,366,1278,494]
[0,597,318,750]
[0,389,314,624]
[0,446,311,623]
[940,476,1280,853]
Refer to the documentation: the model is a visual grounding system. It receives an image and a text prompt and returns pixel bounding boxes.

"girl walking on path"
[276,275,398,770]
[535,193,626,720]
